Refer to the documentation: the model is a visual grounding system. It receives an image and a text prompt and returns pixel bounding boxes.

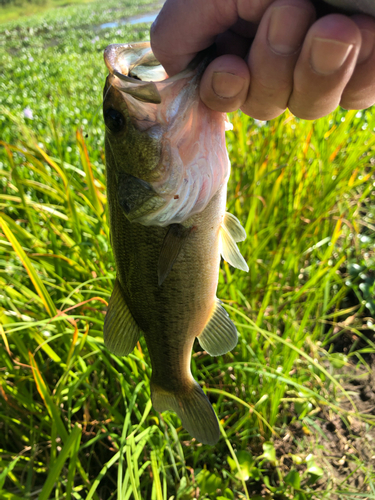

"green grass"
[1,1,375,499]
[0,0,96,24]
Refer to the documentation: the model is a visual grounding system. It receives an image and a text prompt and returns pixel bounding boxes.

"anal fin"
[104,278,141,356]
[198,298,238,356]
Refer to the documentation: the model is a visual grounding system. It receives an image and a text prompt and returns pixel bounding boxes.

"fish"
[102,41,248,445]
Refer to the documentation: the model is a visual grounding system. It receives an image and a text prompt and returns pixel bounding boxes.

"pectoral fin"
[223,212,247,242]
[197,298,238,356]
[219,212,249,272]
[104,279,141,356]
[158,224,193,286]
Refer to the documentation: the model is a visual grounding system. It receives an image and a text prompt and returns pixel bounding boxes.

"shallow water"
[99,11,159,30]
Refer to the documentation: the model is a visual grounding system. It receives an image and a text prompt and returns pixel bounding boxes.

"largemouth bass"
[102,42,248,445]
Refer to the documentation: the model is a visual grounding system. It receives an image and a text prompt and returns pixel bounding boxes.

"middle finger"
[241,0,316,120]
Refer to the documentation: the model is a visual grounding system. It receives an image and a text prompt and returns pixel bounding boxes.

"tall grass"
[1,1,375,497]
[0,0,96,24]
[1,107,375,498]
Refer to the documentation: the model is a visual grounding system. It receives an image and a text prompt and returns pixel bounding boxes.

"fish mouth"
[104,42,167,104]
[103,42,212,105]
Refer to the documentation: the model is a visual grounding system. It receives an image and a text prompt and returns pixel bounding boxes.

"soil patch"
[261,365,375,499]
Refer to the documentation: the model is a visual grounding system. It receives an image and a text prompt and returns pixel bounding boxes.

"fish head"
[103,44,166,221]
[103,75,163,175]
[103,42,230,226]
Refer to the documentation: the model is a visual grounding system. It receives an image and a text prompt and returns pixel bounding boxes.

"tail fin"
[151,381,220,445]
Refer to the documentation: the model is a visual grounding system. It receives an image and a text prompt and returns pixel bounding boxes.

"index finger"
[150,0,276,76]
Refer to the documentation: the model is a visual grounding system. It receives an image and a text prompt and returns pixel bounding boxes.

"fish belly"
[112,185,225,378]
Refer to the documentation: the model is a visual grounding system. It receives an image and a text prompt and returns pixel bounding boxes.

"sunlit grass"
[2,108,375,498]
[0,0,96,24]
[1,1,375,498]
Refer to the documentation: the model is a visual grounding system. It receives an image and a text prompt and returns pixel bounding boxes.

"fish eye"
[104,107,125,133]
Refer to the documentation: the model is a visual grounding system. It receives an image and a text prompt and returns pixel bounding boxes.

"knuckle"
[288,96,336,119]
[212,0,238,27]
[256,75,291,93]
[237,0,272,22]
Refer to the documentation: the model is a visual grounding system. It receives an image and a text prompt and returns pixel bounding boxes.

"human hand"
[150,0,375,120]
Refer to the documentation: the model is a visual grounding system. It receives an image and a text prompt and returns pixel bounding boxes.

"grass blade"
[38,424,82,500]
[0,215,57,317]
[29,352,68,442]
[151,450,163,500]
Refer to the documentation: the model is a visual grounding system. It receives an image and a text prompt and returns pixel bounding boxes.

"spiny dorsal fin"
[219,212,249,272]
[197,298,238,356]
[158,224,193,286]
[104,278,141,356]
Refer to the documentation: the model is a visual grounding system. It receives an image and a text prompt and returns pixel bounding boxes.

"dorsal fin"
[219,212,249,272]
[104,279,141,356]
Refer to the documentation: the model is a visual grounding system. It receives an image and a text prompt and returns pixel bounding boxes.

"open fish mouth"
[103,42,213,104]
[104,42,167,104]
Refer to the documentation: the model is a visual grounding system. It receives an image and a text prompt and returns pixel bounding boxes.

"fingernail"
[212,72,245,99]
[311,38,353,75]
[358,29,375,64]
[268,5,312,55]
